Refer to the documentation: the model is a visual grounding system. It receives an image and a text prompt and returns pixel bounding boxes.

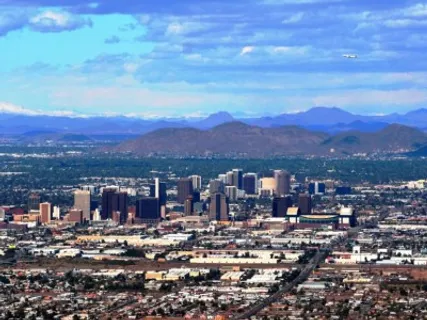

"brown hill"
[112,122,427,157]
[113,121,328,157]
[322,124,427,154]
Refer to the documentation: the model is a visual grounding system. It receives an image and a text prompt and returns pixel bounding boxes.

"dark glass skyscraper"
[136,197,160,221]
[232,169,243,189]
[209,193,229,221]
[101,189,114,220]
[149,178,167,205]
[177,178,193,203]
[28,193,41,211]
[298,193,312,215]
[192,190,201,203]
[243,173,257,195]
[101,189,128,223]
[272,196,293,217]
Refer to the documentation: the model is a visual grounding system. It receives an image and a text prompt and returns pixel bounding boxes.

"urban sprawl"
[1,167,427,319]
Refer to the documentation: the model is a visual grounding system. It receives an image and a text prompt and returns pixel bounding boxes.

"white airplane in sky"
[343,54,358,59]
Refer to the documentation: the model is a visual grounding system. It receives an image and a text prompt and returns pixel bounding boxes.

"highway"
[232,249,328,320]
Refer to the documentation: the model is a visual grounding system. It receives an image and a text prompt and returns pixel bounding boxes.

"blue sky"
[1,0,427,117]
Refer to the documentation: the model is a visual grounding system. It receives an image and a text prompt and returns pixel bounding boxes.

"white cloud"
[270,46,309,55]
[30,11,70,27]
[273,46,291,53]
[166,22,184,35]
[0,102,39,115]
[123,63,140,73]
[282,12,304,24]
[240,46,255,56]
[0,102,84,117]
[383,19,427,28]
[29,10,91,32]
[403,3,427,17]
[184,53,209,63]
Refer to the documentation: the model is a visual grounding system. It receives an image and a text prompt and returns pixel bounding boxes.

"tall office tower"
[192,190,201,203]
[209,193,229,221]
[68,209,83,224]
[177,178,193,203]
[272,196,293,217]
[28,193,41,211]
[90,200,98,211]
[117,192,128,224]
[189,175,202,190]
[74,190,91,222]
[101,189,128,223]
[225,186,238,202]
[210,179,225,195]
[149,178,167,205]
[259,177,276,197]
[298,193,312,215]
[218,174,227,184]
[39,202,51,224]
[232,169,243,189]
[53,206,61,220]
[184,196,194,216]
[101,188,116,220]
[309,182,326,195]
[226,171,234,186]
[243,173,257,195]
[274,170,291,197]
[136,197,160,222]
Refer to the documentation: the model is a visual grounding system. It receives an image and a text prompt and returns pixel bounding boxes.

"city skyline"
[2,0,427,117]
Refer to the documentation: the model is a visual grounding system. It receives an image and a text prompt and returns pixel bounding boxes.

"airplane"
[343,54,358,59]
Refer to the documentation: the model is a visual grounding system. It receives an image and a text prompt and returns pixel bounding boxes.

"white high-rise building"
[226,171,234,186]
[218,174,227,184]
[225,186,238,201]
[92,209,101,221]
[53,206,61,220]
[189,175,202,190]
[155,178,160,198]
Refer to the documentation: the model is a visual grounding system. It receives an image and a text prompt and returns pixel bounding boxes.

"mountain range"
[111,122,427,157]
[3,107,427,140]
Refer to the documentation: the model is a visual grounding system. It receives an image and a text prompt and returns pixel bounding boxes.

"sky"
[2,0,427,118]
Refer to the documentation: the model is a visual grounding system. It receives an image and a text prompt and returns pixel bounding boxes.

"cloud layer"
[1,0,427,116]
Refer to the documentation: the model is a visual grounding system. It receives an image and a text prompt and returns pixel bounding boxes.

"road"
[232,250,328,320]
[9,258,296,272]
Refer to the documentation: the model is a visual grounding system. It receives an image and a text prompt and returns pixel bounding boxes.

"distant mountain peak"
[304,106,353,114]
[192,111,235,129]
[210,121,253,131]
[205,111,234,121]
[380,123,422,133]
